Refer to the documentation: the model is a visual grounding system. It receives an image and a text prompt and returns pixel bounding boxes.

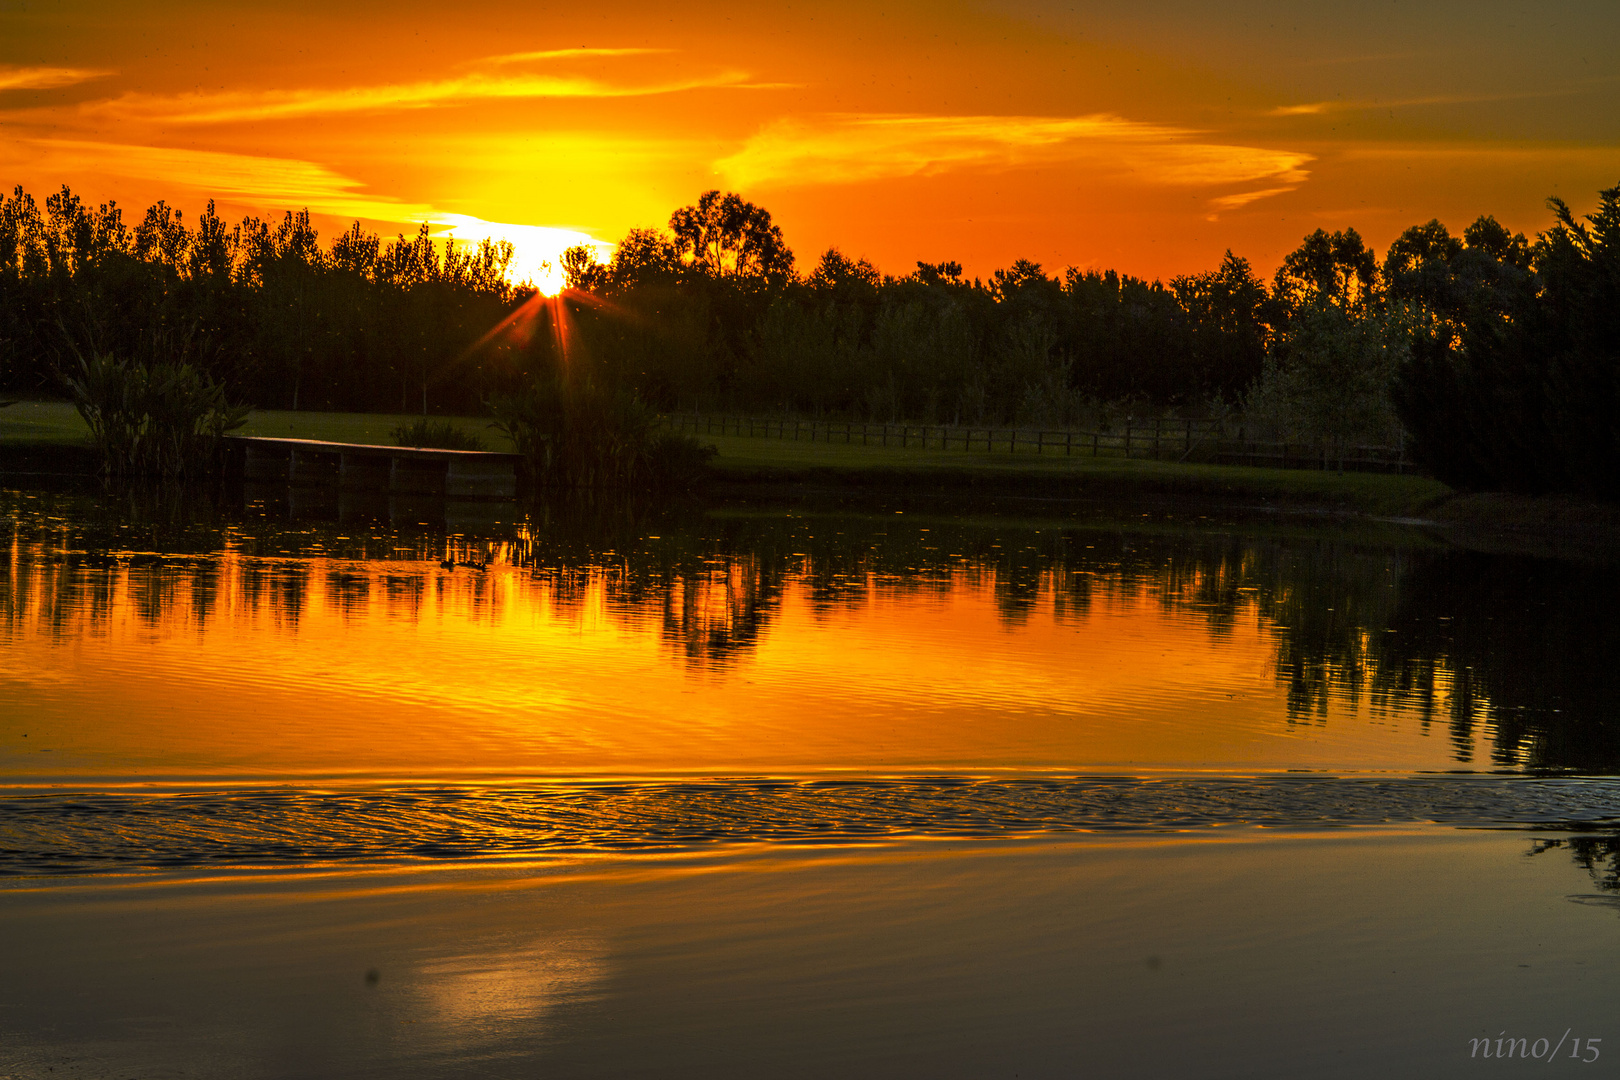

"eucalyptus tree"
[1272,227,1379,312]
[668,190,794,284]
[1170,251,1269,402]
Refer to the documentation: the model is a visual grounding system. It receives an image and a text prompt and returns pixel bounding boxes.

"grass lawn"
[0,400,95,446]
[1,400,1452,516]
[0,401,512,451]
[697,431,1453,516]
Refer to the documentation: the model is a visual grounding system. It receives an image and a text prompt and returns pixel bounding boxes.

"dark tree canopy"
[5,177,1618,500]
[668,190,794,283]
[1392,185,1620,498]
[1274,227,1379,310]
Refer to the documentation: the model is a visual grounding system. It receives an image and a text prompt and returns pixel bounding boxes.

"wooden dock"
[226,436,521,499]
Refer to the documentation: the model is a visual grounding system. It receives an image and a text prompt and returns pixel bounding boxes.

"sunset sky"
[2,0,1617,285]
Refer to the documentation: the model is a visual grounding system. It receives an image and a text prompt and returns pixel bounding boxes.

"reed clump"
[63,351,248,478]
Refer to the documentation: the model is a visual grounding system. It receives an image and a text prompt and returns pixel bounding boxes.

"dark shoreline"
[4,439,1617,559]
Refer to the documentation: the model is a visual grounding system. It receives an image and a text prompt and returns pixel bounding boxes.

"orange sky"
[2,0,1617,284]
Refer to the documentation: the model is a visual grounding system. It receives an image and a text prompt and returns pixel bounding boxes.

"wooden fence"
[659,413,1411,474]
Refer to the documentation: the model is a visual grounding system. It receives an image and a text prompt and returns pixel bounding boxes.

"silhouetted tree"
[1273,227,1379,311]
[668,190,794,284]
[1171,251,1269,400]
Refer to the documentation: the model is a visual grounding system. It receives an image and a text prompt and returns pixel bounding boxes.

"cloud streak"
[90,69,765,124]
[0,65,113,91]
[716,114,1312,210]
[5,139,613,288]
[482,47,674,64]
[1207,187,1296,212]
[12,139,434,221]
[1270,79,1620,117]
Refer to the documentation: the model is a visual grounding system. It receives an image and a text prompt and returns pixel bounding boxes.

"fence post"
[1124,425,1132,458]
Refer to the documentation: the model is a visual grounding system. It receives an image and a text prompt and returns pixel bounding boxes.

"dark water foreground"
[2,481,1619,1077]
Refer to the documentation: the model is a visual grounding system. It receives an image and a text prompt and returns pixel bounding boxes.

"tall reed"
[63,351,249,478]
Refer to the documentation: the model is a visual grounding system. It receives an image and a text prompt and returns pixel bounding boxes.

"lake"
[2,482,1618,1077]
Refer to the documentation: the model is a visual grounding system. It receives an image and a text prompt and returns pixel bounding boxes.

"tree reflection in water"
[1,484,1615,772]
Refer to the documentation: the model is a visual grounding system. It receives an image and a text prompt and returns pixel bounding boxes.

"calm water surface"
[4,485,1613,785]
[2,483,1618,1077]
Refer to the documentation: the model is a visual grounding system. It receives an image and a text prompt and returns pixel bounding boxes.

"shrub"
[644,431,718,490]
[489,377,712,489]
[390,418,486,451]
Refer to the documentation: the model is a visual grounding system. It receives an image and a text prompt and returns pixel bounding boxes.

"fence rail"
[659,413,1410,474]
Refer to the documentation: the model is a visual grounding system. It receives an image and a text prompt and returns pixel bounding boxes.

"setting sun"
[433,213,610,294]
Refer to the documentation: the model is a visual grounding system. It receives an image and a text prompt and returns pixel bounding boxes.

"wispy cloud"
[1270,79,1620,117]
[90,68,765,125]
[1207,187,1296,212]
[482,47,674,64]
[14,139,434,221]
[716,114,1312,211]
[5,138,609,288]
[0,65,113,91]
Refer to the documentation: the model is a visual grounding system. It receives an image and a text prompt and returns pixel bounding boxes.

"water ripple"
[4,775,1620,875]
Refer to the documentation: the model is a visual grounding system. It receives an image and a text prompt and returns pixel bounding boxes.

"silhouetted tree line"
[1389,187,1620,498]
[560,185,1616,498]
[561,193,1273,425]
[0,186,523,413]
[4,181,1616,496]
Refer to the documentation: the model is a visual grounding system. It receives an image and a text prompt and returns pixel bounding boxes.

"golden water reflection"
[1,488,1614,778]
